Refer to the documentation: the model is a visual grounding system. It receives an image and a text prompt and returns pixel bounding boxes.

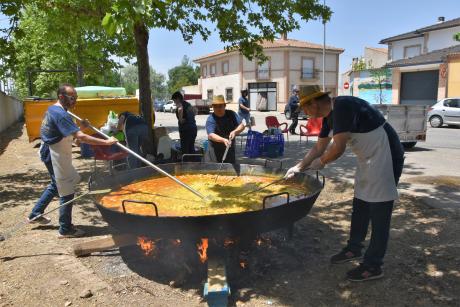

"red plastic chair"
[90,134,129,173]
[265,116,289,143]
[299,118,323,144]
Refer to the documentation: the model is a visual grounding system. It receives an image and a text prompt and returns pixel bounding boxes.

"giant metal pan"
[90,163,324,239]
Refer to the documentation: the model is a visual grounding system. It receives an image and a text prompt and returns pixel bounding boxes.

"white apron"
[49,135,81,197]
[347,124,398,202]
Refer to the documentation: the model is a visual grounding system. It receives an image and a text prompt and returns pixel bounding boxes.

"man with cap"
[287,87,300,134]
[285,85,404,282]
[172,91,197,158]
[206,95,245,163]
[238,89,251,129]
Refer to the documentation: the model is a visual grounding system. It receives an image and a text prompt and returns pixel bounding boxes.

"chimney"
[280,32,287,40]
[438,16,445,23]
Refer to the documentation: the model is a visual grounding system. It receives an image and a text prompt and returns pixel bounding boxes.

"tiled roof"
[384,44,460,68]
[194,38,344,62]
[380,17,460,44]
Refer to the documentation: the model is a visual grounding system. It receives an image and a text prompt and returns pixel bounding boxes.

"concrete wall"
[364,48,388,68]
[391,37,424,61]
[427,26,460,52]
[181,85,201,95]
[0,91,23,133]
[200,73,241,103]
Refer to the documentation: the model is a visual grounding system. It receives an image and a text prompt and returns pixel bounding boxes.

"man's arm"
[208,133,231,147]
[296,137,331,170]
[74,131,117,146]
[319,132,350,165]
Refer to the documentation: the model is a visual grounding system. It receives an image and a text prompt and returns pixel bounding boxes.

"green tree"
[370,68,390,104]
[167,56,200,94]
[101,0,331,134]
[454,32,460,41]
[121,64,167,99]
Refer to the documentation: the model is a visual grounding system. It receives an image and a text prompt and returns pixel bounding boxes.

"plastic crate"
[261,134,284,158]
[244,130,264,158]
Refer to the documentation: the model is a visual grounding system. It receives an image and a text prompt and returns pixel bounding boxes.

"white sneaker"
[27,216,51,225]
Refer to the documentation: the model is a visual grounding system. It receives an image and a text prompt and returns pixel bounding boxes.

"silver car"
[427,98,460,128]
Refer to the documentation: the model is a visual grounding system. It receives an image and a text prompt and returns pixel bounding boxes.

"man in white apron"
[285,85,404,281]
[28,84,117,238]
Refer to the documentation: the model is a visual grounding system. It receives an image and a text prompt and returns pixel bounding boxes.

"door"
[443,98,460,124]
[248,82,277,111]
[400,70,439,105]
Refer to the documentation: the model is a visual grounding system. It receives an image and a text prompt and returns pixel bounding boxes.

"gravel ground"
[0,121,459,307]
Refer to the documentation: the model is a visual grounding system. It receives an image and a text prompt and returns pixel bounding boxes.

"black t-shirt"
[319,96,385,138]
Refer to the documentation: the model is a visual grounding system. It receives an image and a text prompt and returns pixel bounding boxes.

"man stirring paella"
[285,85,404,282]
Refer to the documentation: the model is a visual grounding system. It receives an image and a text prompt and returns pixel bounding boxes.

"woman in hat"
[285,85,404,282]
[205,95,245,163]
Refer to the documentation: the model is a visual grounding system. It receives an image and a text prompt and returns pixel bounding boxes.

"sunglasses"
[63,94,78,101]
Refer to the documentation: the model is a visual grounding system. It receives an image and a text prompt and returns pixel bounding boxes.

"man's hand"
[310,157,325,171]
[104,136,118,145]
[223,138,231,147]
[284,165,301,179]
[229,130,236,141]
[80,118,90,129]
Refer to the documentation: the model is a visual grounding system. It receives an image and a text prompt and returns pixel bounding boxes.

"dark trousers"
[29,159,75,234]
[346,126,405,267]
[289,106,299,132]
[179,128,197,157]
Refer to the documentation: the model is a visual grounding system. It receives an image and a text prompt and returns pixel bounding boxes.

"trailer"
[374,104,429,149]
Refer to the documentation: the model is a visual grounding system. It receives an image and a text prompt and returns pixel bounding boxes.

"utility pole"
[322,0,326,92]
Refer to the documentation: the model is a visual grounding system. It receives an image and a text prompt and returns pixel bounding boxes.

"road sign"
[344,82,350,90]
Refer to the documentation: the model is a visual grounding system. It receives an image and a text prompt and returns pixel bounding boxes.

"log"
[72,234,138,257]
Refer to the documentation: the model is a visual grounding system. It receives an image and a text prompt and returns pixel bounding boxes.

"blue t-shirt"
[206,111,241,135]
[238,97,250,114]
[319,96,385,138]
[41,105,79,145]
[288,95,299,108]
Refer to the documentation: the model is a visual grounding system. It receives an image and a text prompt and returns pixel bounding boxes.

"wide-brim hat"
[212,95,226,105]
[299,85,330,107]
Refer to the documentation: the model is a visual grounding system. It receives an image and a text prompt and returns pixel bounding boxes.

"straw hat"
[299,85,330,107]
[212,95,226,105]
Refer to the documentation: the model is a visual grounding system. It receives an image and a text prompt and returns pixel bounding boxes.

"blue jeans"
[238,112,251,129]
[126,124,149,168]
[29,160,75,234]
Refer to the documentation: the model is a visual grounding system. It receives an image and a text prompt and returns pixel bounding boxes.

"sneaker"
[27,216,51,225]
[347,264,384,282]
[58,227,85,239]
[330,249,362,264]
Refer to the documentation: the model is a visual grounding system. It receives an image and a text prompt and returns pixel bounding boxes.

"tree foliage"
[370,68,391,104]
[167,56,200,94]
[454,32,460,42]
[121,64,167,99]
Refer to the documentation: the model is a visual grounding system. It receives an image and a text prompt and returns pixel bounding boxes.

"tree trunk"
[133,21,154,153]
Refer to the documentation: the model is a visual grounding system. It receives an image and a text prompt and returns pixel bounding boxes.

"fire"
[197,238,209,263]
[223,238,235,248]
[240,261,247,269]
[137,236,156,256]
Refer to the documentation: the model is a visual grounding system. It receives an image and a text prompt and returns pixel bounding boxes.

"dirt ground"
[0,122,459,307]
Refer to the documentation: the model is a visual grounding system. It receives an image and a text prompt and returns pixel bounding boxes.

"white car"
[163,100,177,113]
[427,98,460,128]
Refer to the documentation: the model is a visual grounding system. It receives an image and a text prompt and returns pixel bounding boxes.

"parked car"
[284,104,307,120]
[427,98,460,128]
[154,100,165,112]
[163,100,177,113]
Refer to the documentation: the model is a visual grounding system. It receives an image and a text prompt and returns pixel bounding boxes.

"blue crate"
[244,130,264,158]
[261,134,284,158]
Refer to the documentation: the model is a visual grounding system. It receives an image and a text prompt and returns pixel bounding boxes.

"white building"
[193,36,343,111]
[380,16,460,105]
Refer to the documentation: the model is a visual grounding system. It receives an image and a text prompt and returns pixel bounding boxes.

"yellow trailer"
[24,97,140,142]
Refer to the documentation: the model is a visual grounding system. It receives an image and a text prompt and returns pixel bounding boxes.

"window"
[302,58,315,79]
[202,65,207,77]
[210,63,216,76]
[257,60,270,79]
[222,61,229,75]
[404,45,421,59]
[444,99,459,108]
[225,88,233,102]
[207,89,213,101]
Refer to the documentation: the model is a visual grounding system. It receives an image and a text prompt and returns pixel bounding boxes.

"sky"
[147,0,460,75]
[1,0,459,77]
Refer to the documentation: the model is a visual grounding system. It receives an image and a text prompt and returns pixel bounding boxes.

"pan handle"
[181,154,204,163]
[316,171,325,187]
[264,158,283,170]
[262,192,290,209]
[121,200,159,216]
